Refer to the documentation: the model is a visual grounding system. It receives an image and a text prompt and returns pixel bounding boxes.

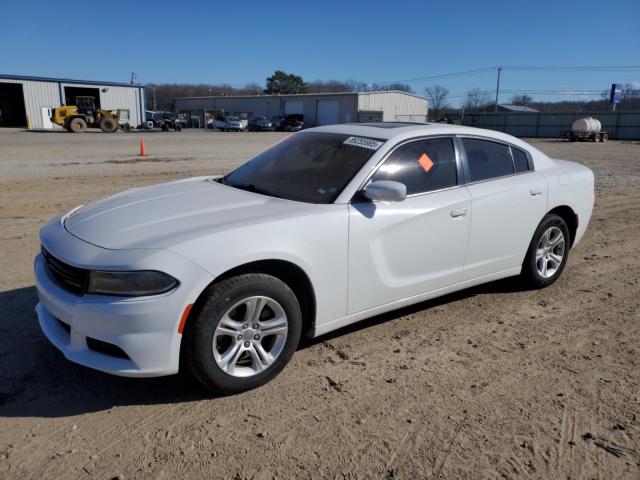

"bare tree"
[385,83,415,94]
[509,94,534,106]
[306,79,353,93]
[340,80,414,93]
[464,88,491,111]
[424,85,450,120]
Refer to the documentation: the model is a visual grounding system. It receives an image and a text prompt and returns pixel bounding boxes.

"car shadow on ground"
[0,278,524,418]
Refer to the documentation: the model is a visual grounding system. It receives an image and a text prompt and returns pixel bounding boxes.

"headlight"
[88,270,178,296]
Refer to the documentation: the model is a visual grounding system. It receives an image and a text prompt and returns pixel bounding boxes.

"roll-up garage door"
[317,100,340,125]
[283,100,303,115]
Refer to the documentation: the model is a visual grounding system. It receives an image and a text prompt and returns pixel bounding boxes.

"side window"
[462,138,514,182]
[512,147,531,172]
[371,137,457,195]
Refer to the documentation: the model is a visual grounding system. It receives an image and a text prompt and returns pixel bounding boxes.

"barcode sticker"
[343,136,384,150]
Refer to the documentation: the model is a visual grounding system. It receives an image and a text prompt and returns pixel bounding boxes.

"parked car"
[35,123,594,393]
[248,115,274,132]
[160,115,182,132]
[212,115,245,131]
[272,114,303,132]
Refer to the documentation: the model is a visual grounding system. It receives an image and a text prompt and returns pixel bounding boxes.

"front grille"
[42,247,89,295]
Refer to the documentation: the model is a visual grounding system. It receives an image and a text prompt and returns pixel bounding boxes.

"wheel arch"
[186,259,317,338]
[547,205,578,246]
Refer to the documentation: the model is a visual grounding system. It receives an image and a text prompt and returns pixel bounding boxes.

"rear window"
[462,138,514,182]
[512,147,531,172]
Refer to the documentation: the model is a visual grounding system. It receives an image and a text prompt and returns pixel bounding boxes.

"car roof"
[308,122,508,140]
[307,122,545,152]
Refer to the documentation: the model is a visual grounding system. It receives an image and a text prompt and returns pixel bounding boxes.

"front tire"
[99,117,118,133]
[183,274,302,394]
[521,214,570,288]
[68,117,87,133]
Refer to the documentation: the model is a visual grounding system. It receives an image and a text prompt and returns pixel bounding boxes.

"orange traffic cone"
[139,137,147,156]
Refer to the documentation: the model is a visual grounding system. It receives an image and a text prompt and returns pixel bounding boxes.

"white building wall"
[0,76,144,129]
[60,82,143,127]
[175,94,359,127]
[0,78,60,129]
[357,91,428,122]
[173,91,427,127]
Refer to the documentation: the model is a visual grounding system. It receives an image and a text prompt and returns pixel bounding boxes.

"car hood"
[64,177,309,250]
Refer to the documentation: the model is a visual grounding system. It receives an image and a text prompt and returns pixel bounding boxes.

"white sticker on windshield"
[343,136,384,150]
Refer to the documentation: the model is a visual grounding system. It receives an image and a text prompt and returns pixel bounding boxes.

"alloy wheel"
[212,296,288,377]
[535,226,565,278]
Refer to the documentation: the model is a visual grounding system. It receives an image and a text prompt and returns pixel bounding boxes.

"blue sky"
[2,0,639,105]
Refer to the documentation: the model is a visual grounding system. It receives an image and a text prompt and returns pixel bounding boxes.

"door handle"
[530,188,543,196]
[451,208,467,218]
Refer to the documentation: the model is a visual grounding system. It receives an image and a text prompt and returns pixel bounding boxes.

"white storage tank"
[572,117,601,134]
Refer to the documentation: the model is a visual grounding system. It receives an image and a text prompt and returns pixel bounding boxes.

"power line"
[503,65,640,71]
[379,67,496,85]
[449,89,611,99]
[379,65,640,86]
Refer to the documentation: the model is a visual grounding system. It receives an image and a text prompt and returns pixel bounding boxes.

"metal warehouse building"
[173,91,427,128]
[0,74,145,129]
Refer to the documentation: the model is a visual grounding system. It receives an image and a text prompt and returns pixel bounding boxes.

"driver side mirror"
[363,180,407,202]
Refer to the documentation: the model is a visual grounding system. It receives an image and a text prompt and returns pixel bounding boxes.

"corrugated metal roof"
[0,73,142,88]
[498,104,539,112]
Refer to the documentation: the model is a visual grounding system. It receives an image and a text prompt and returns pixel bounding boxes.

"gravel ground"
[0,129,638,479]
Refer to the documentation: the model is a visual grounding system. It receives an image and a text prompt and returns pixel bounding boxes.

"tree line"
[144,70,640,117]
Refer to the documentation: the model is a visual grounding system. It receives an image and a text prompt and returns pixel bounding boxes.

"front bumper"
[35,220,214,377]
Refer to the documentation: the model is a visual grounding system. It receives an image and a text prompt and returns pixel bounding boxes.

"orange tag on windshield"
[418,153,434,173]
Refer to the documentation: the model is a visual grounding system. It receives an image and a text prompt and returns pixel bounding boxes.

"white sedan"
[35,123,594,393]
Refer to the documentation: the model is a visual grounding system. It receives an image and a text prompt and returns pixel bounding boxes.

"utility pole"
[494,66,502,112]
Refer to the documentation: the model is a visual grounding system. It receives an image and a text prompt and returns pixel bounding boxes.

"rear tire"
[99,117,118,133]
[68,117,87,133]
[521,214,570,288]
[183,274,302,394]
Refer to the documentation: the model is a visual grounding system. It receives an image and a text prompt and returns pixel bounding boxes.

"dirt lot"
[0,129,638,479]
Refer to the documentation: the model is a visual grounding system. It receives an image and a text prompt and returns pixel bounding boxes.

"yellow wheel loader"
[51,96,120,133]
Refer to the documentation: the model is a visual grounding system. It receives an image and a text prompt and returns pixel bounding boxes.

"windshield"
[227,116,239,121]
[222,132,384,204]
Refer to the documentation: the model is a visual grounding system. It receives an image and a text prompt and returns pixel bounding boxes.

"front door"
[347,136,472,314]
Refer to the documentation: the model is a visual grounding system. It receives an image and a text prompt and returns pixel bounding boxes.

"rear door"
[348,136,472,314]
[460,137,547,280]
